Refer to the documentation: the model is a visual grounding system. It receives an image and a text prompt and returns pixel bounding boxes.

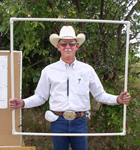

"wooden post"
[0,147,36,150]
[0,51,36,149]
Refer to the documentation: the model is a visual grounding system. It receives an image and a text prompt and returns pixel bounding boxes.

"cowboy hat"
[49,26,85,47]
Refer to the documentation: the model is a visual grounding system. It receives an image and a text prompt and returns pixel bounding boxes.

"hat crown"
[59,26,76,39]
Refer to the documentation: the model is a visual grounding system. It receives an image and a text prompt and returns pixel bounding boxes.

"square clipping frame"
[10,17,130,137]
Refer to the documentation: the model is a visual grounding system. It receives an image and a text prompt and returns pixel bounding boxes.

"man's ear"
[76,43,79,50]
[57,44,61,52]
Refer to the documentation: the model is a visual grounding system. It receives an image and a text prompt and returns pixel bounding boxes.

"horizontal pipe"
[10,17,130,24]
[13,131,125,137]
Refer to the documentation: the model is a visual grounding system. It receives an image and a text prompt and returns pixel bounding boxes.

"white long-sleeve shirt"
[24,58,118,111]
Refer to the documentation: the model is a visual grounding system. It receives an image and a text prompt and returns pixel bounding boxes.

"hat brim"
[49,33,85,48]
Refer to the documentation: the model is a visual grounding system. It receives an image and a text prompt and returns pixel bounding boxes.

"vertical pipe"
[10,19,16,134]
[123,22,130,134]
[20,52,23,146]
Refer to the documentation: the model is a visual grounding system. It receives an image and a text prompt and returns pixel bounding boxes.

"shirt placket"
[66,64,74,105]
[66,65,70,99]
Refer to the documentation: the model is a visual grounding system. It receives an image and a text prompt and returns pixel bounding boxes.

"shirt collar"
[59,58,78,70]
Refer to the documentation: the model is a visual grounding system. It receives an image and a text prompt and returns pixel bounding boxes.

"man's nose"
[65,43,71,48]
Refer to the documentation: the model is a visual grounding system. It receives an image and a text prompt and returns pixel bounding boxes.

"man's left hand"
[117,92,131,104]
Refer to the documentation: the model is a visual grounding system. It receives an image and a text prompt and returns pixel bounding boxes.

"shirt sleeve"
[89,67,118,105]
[24,68,50,108]
[23,93,46,108]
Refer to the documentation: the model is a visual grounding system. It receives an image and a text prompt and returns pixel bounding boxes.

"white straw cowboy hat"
[49,26,85,47]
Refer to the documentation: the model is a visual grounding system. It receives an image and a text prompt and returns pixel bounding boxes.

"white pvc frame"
[10,18,130,136]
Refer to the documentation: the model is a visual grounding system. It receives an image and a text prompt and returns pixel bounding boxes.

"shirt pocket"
[75,77,89,96]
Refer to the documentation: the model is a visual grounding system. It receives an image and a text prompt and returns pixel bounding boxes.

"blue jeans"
[51,114,88,150]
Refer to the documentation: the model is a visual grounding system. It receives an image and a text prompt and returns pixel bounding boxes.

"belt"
[53,111,85,120]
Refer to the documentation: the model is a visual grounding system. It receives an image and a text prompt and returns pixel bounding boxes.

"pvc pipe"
[10,17,130,136]
[20,52,23,146]
[13,131,125,136]
[122,22,130,134]
[10,17,130,24]
[10,21,16,134]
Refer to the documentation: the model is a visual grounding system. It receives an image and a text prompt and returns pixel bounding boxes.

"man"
[9,26,131,150]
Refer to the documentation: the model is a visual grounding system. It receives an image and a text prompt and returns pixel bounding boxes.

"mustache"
[64,49,72,52]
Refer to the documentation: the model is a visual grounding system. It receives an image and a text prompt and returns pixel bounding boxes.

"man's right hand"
[9,98,24,110]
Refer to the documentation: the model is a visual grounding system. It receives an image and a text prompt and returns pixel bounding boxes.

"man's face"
[57,39,79,60]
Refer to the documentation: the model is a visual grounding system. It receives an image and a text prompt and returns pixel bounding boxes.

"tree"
[0,0,140,149]
[0,0,140,89]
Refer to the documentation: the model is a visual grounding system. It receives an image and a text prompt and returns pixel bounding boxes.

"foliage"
[0,0,140,149]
